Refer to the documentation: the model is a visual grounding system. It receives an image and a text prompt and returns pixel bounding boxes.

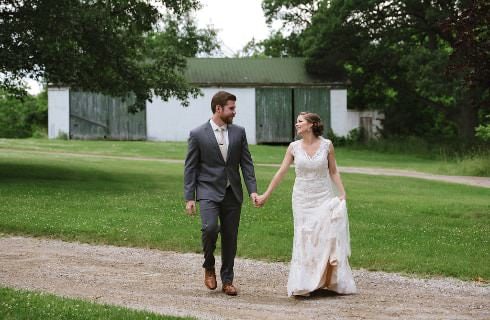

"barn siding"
[69,91,146,140]
[146,87,256,144]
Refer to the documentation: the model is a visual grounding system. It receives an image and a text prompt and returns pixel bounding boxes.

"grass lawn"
[1,148,489,281]
[0,287,193,320]
[1,138,488,176]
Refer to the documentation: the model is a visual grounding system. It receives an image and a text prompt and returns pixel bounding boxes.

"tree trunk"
[457,99,479,140]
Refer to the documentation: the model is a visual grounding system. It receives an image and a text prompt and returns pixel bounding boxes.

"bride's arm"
[327,143,347,200]
[256,145,294,205]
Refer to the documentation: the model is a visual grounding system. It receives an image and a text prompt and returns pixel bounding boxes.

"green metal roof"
[184,58,343,87]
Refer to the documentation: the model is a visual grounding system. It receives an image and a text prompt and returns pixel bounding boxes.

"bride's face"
[295,115,312,136]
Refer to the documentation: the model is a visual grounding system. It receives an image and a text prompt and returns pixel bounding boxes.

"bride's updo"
[299,112,324,137]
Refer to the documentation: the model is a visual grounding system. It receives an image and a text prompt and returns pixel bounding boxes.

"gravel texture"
[0,236,488,319]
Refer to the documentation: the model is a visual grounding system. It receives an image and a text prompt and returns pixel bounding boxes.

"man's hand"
[250,193,260,208]
[250,192,264,208]
[185,200,196,215]
[255,194,267,207]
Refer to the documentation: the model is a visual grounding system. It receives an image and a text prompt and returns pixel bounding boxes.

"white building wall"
[48,87,70,139]
[330,89,348,136]
[331,89,384,137]
[146,87,256,144]
[346,110,384,137]
[346,110,360,133]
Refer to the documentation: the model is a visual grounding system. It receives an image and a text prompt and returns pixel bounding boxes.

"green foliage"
[262,0,319,29]
[475,115,490,142]
[250,0,318,57]
[0,0,216,110]
[326,128,361,146]
[475,125,490,141]
[0,148,489,280]
[238,32,304,58]
[146,15,218,58]
[307,0,489,138]
[261,0,490,139]
[0,91,47,138]
[0,287,192,320]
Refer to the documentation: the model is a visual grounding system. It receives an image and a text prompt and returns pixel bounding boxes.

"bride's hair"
[299,112,324,137]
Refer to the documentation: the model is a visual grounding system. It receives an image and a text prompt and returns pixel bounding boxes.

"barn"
[48,58,380,143]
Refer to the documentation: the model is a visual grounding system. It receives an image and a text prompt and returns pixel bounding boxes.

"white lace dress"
[287,138,357,296]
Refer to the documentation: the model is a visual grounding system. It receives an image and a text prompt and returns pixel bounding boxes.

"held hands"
[252,194,267,208]
[185,200,196,216]
[250,193,260,208]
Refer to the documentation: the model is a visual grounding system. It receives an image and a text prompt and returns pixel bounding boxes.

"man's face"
[218,100,236,124]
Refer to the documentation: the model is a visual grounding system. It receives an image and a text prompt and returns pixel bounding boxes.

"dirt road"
[0,236,488,319]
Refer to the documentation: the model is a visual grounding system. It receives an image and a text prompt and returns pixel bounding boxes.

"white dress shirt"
[209,119,229,146]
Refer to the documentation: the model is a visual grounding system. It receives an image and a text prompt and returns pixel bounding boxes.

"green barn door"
[256,88,293,143]
[293,88,330,134]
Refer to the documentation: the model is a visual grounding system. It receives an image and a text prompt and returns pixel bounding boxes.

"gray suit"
[184,121,257,283]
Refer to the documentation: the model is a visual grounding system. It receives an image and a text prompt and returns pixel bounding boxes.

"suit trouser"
[199,187,241,284]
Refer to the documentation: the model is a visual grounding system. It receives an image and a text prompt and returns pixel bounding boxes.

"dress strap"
[289,140,300,157]
[321,137,332,154]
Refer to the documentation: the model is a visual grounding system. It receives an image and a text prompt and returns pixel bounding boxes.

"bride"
[256,112,357,297]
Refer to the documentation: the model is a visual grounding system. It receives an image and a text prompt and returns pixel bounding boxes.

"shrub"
[475,116,490,142]
[0,90,47,138]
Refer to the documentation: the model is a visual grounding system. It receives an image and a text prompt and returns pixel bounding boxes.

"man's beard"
[221,115,234,124]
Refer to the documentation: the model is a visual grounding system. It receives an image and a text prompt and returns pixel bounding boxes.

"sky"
[26,0,272,94]
[195,0,273,56]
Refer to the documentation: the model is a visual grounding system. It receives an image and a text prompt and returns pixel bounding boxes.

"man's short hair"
[211,91,236,113]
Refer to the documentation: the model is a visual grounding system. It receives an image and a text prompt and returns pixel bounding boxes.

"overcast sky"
[195,0,273,56]
[27,0,272,94]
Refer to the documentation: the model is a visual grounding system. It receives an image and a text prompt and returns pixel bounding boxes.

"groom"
[184,91,258,296]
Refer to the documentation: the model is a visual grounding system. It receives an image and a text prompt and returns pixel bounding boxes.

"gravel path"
[0,236,488,320]
[2,148,490,188]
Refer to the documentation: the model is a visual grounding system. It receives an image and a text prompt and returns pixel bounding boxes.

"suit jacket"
[184,121,257,204]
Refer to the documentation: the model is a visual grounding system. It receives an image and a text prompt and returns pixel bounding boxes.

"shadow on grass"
[0,162,118,182]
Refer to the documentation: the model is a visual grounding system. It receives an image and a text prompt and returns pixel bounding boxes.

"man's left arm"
[239,129,257,197]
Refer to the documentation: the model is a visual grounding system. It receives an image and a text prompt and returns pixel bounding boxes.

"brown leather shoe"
[222,283,238,296]
[204,269,217,290]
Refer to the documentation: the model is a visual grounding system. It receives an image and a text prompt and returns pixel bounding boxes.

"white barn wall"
[330,89,384,137]
[330,89,348,136]
[146,87,257,144]
[48,87,70,139]
[346,110,360,133]
[346,110,384,136]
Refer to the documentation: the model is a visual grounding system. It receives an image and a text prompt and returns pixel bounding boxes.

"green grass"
[1,138,488,176]
[0,286,193,319]
[1,149,489,281]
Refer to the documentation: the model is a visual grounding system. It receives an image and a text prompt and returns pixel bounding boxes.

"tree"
[261,0,490,139]
[256,0,318,57]
[237,32,303,57]
[0,89,47,138]
[304,0,489,139]
[0,0,216,109]
[262,0,320,31]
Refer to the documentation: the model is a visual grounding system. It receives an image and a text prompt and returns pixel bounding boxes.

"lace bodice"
[290,138,334,207]
[291,138,331,180]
